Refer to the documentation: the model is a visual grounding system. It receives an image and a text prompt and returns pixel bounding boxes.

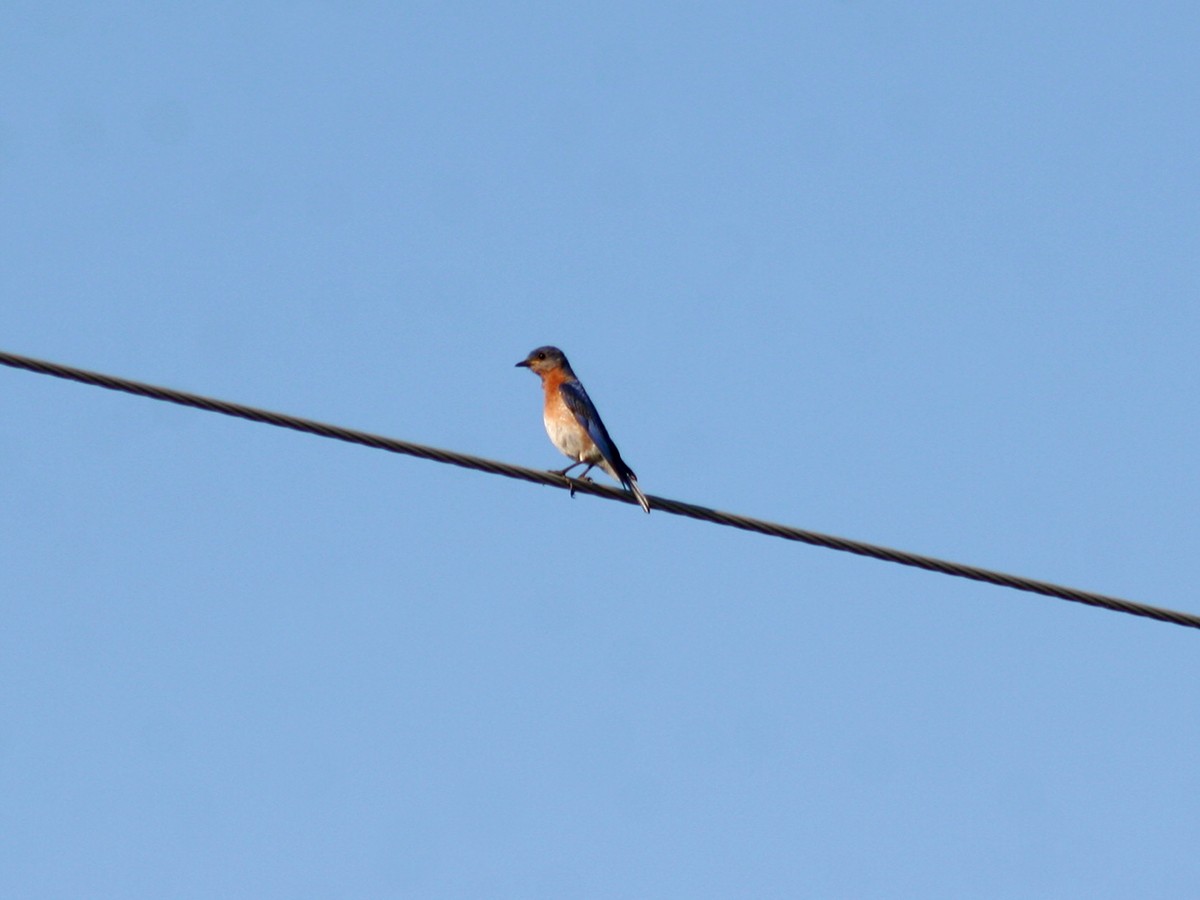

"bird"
[516,345,651,513]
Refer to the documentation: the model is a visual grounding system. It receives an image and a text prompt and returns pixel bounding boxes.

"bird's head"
[516,346,572,377]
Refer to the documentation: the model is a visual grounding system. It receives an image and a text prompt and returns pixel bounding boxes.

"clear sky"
[3,3,1198,897]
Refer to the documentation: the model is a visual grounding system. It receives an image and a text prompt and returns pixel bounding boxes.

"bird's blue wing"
[559,380,620,467]
[559,379,648,511]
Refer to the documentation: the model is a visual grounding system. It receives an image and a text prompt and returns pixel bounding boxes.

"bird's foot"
[559,472,593,499]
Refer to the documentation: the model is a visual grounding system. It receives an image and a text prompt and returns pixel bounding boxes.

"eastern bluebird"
[516,346,651,513]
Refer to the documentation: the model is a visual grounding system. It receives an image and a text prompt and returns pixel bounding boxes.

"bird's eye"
[536,352,545,360]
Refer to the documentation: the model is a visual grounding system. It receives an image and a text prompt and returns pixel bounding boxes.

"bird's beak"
[515,359,531,368]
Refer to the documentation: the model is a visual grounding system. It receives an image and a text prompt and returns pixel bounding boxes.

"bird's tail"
[604,456,651,514]
[625,473,651,514]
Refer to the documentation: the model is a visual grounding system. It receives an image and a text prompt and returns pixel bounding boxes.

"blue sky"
[2,3,1198,897]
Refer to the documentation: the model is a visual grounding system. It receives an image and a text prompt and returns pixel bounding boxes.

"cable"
[2,348,1196,631]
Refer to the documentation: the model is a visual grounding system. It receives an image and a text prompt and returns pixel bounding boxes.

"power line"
[2,347,1195,632]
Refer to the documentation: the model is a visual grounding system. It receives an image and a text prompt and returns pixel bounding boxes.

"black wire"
[3,348,1196,631]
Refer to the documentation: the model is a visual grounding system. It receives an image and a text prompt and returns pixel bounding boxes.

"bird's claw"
[561,473,593,499]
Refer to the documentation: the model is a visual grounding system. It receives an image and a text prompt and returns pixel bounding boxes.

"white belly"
[544,412,597,462]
